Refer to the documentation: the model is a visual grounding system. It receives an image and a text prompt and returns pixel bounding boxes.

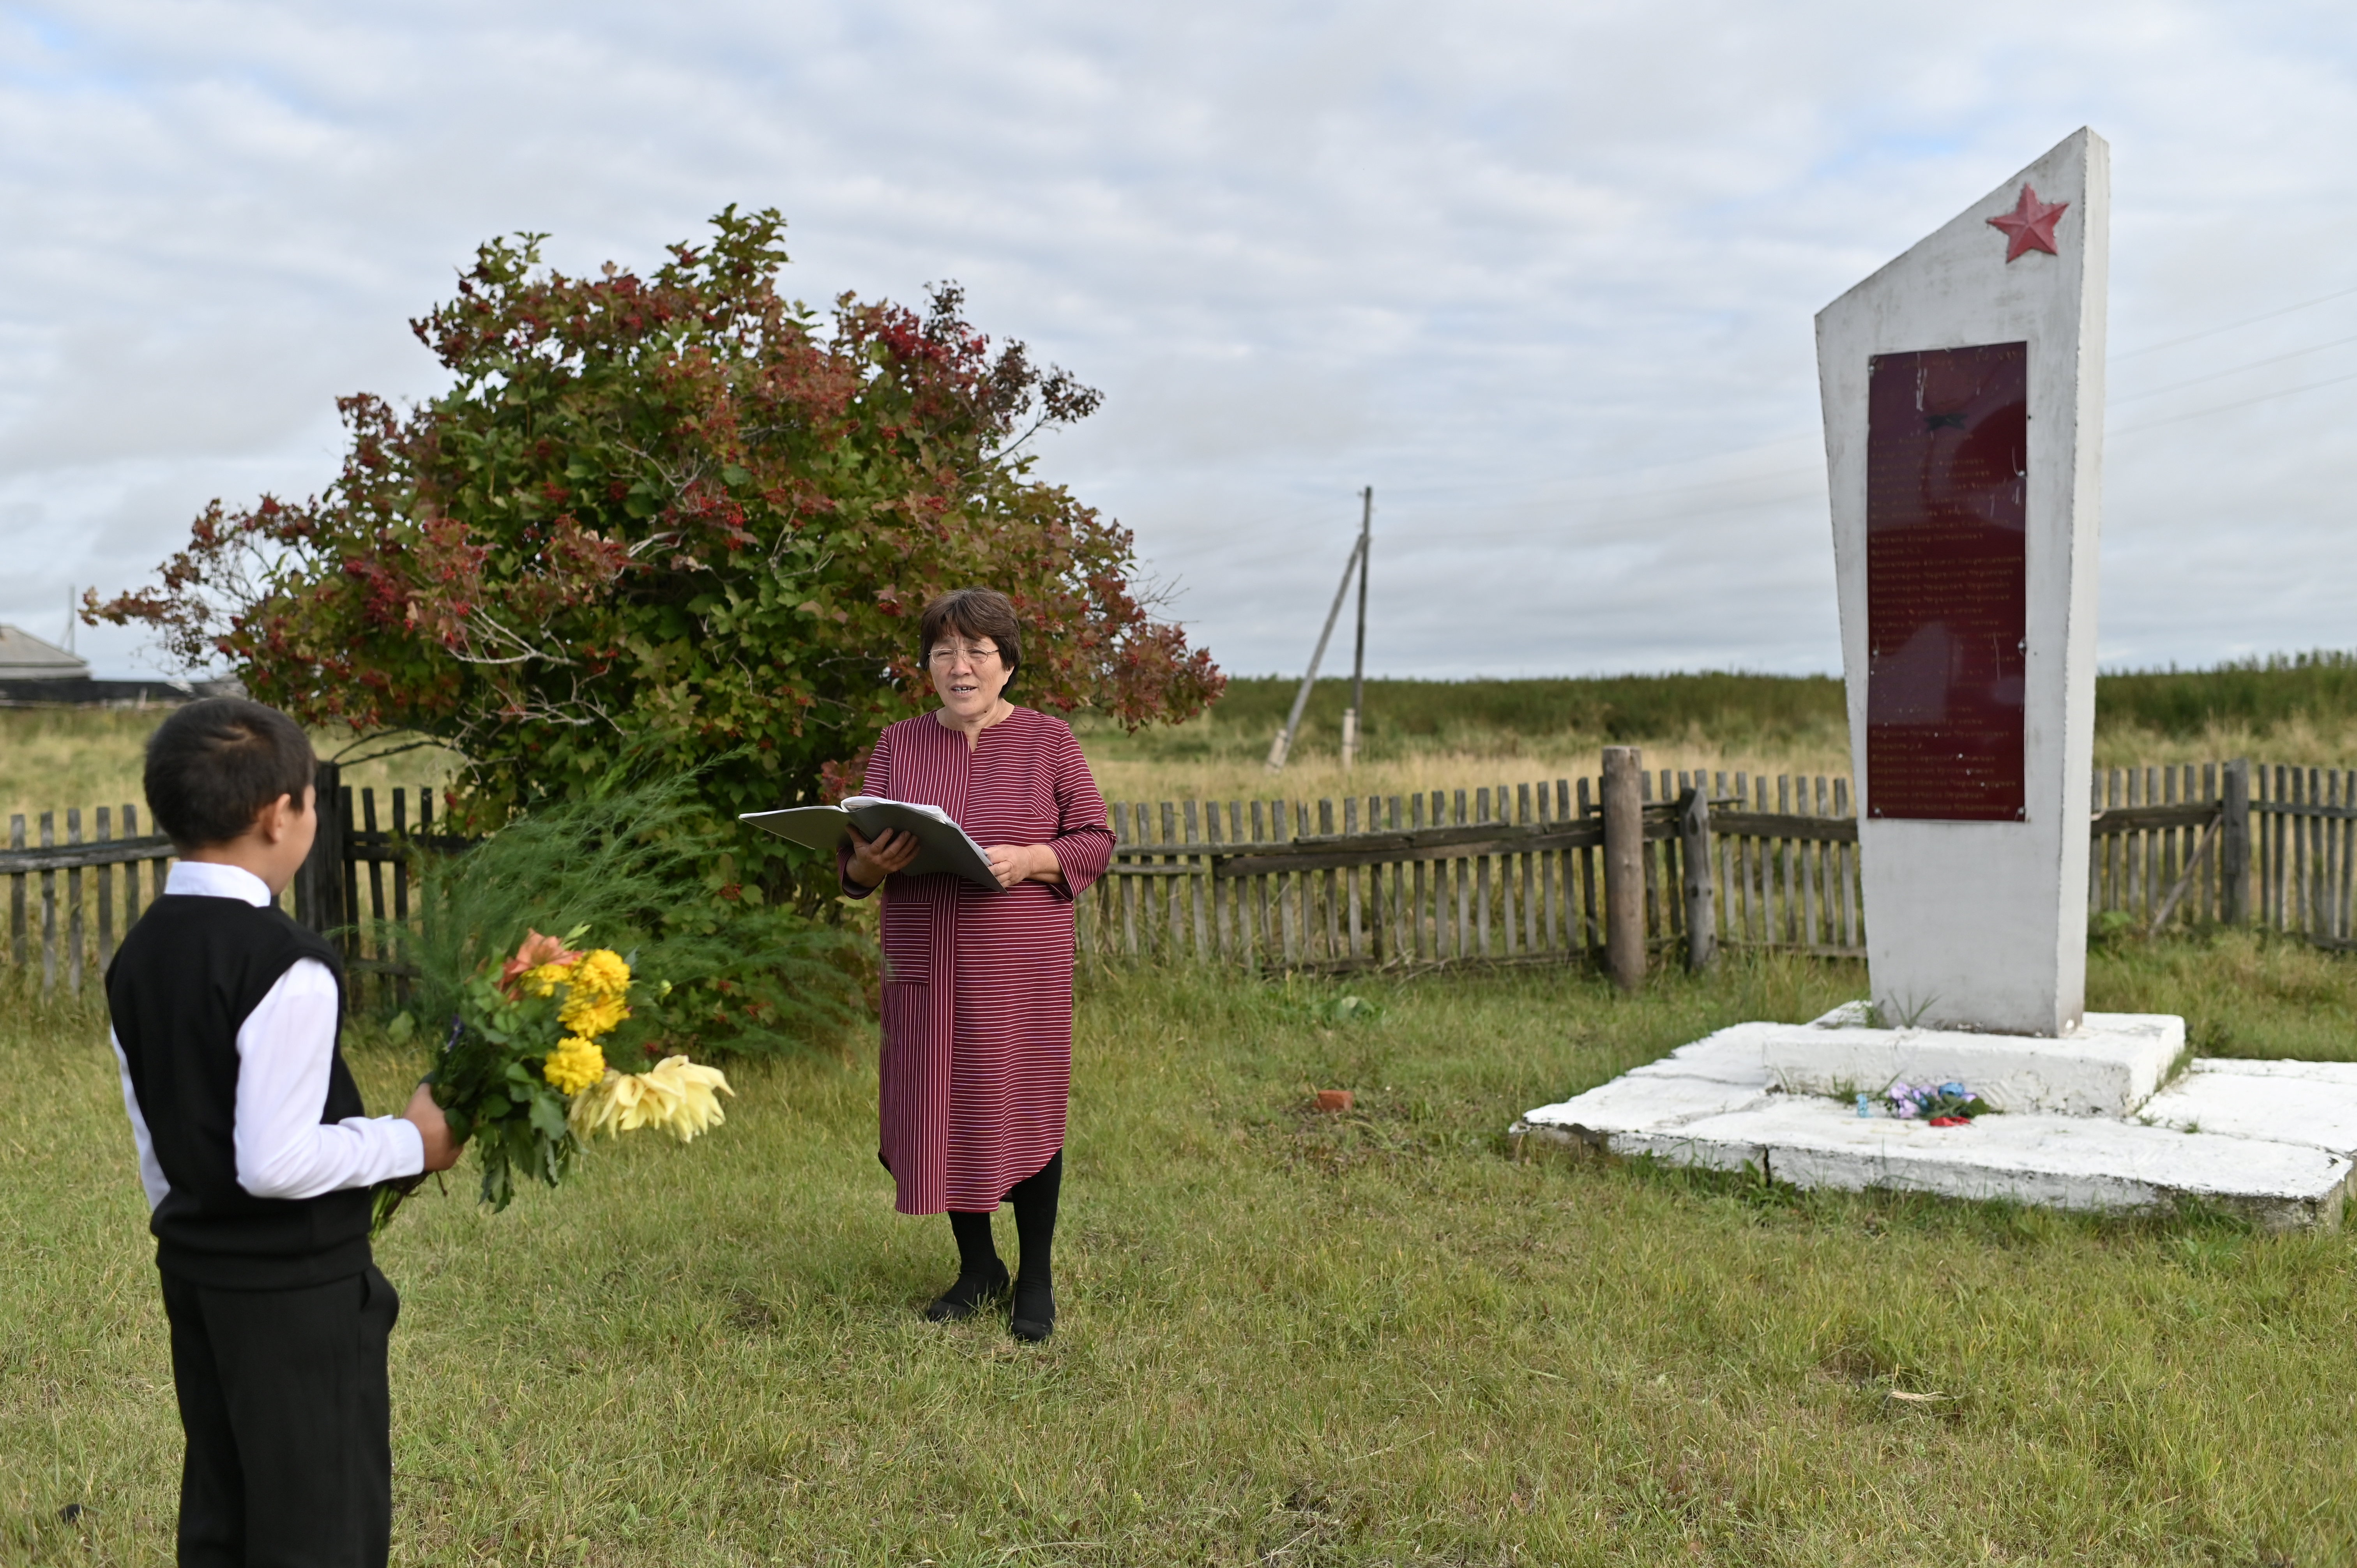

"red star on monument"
[1986,183,2069,262]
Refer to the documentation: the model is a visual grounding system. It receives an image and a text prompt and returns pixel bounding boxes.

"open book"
[739,796,1000,890]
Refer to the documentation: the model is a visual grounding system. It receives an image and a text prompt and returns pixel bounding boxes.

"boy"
[106,697,460,1568]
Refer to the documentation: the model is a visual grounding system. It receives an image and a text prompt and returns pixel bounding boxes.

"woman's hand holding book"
[845,825,921,890]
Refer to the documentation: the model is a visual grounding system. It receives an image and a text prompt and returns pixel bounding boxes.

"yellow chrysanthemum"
[542,1035,606,1095]
[518,961,572,999]
[558,990,631,1039]
[569,948,631,1001]
[567,1056,733,1144]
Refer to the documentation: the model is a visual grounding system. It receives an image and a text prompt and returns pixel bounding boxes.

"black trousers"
[159,1264,399,1568]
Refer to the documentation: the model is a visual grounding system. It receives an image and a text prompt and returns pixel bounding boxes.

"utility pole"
[1265,516,1368,774]
[1340,487,1371,768]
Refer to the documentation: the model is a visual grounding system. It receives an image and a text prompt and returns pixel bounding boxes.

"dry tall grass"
[0,708,462,828]
[1080,707,2357,811]
[10,685,2357,830]
[1084,731,1859,809]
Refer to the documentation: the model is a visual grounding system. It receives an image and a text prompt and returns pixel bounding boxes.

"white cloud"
[3,0,2354,682]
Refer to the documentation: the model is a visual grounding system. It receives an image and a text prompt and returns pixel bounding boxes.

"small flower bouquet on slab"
[372,926,731,1232]
[1855,1080,1992,1127]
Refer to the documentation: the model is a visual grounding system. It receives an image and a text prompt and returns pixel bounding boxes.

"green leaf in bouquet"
[527,1091,571,1144]
[478,1148,514,1213]
[496,1123,534,1203]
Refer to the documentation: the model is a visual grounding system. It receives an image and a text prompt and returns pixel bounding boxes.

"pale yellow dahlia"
[567,1056,733,1143]
[542,1035,607,1095]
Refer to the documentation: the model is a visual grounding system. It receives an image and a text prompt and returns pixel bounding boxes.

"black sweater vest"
[107,894,373,1289]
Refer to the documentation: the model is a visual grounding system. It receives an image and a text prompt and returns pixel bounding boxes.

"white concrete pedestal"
[1761,1002,2181,1117]
[1515,1008,2356,1231]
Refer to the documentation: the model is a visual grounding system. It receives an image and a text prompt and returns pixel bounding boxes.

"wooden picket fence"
[2,773,449,1003]
[2242,763,2357,946]
[1081,759,2357,972]
[2080,762,2353,942]
[1080,769,1862,971]
[7,758,2357,994]
[3,804,173,998]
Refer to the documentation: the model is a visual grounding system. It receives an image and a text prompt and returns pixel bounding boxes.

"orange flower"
[498,928,581,995]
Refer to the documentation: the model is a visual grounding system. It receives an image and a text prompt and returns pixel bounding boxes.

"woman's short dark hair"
[918,589,1022,684]
[144,698,316,849]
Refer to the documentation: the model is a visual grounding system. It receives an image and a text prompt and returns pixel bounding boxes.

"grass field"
[7,931,2357,1565]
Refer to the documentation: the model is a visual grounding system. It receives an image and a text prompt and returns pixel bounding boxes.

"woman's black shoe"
[1011,1278,1055,1342]
[923,1261,1010,1322]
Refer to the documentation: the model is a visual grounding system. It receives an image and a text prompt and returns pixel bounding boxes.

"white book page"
[841,795,953,825]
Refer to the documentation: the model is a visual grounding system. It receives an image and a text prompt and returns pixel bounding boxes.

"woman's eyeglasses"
[927,643,1001,666]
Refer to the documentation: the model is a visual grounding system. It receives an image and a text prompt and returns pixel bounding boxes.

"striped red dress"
[853,708,1113,1215]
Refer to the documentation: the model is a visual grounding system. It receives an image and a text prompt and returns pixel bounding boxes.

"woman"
[840,588,1114,1342]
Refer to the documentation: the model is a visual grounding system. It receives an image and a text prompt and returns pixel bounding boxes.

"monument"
[1515,131,2357,1227]
[1759,126,2182,1111]
[1819,128,2105,1040]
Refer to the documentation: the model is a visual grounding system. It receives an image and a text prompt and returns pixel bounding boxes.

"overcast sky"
[5,0,2354,682]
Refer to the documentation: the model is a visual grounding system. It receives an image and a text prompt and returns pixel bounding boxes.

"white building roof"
[0,625,93,680]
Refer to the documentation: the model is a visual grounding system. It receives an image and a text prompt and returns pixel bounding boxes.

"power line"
[1173,311,2357,543]
[2111,331,2357,406]
[1397,484,1828,546]
[1350,355,2352,523]
[2111,367,2357,437]
[1180,462,1825,552]
[1217,359,2342,541]
[2111,282,2357,362]
[1391,463,1825,516]
[1376,431,1819,501]
[1383,290,2357,503]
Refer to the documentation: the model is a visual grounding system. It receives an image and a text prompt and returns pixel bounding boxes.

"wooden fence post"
[39,812,55,994]
[2219,758,2250,926]
[1680,785,1716,972]
[293,761,345,946]
[7,815,23,975]
[1602,747,1645,990]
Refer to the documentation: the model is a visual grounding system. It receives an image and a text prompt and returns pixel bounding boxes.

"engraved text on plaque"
[1864,342,2028,821]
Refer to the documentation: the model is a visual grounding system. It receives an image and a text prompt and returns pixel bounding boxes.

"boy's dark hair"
[918,588,1022,684]
[144,698,316,849]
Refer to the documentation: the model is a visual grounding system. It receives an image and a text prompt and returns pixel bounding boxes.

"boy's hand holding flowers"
[374,925,730,1232]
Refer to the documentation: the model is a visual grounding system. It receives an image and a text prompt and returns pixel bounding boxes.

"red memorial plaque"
[1865,342,2028,821]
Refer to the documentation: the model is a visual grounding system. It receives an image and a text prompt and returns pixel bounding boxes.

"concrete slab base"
[2141,1059,2357,1157]
[1515,1014,2356,1231]
[1762,1003,2184,1116]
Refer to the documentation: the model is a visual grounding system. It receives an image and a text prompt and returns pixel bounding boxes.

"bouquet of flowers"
[372,925,732,1231]
[1855,1079,1990,1127]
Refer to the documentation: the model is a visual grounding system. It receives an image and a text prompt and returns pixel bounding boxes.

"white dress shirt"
[113,860,424,1211]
